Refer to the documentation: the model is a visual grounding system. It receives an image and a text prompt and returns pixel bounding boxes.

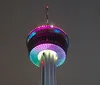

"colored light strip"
[29,32,36,39]
[27,32,36,42]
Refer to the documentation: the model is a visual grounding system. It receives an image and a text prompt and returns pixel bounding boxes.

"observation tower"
[26,6,69,85]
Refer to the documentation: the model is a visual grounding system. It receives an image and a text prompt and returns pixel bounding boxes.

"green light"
[30,52,40,67]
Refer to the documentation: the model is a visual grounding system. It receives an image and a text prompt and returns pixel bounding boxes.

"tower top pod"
[26,24,69,67]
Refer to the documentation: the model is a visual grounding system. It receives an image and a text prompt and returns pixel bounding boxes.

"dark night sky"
[0,0,100,85]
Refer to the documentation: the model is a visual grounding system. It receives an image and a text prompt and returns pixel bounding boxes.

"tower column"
[40,52,56,85]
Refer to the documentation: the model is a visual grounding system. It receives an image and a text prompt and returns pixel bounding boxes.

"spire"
[46,5,49,24]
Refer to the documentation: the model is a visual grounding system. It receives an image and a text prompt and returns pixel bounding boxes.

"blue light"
[54,29,60,33]
[28,32,36,39]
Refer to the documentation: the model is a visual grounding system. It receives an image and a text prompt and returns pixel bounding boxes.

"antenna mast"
[46,5,49,24]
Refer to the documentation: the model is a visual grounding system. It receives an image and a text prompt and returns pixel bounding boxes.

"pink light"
[46,5,48,8]
[50,25,54,28]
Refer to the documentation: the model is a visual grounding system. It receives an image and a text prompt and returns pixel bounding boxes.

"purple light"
[27,24,69,44]
[28,25,67,36]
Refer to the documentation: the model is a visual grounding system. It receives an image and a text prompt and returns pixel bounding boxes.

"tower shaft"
[41,52,56,85]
